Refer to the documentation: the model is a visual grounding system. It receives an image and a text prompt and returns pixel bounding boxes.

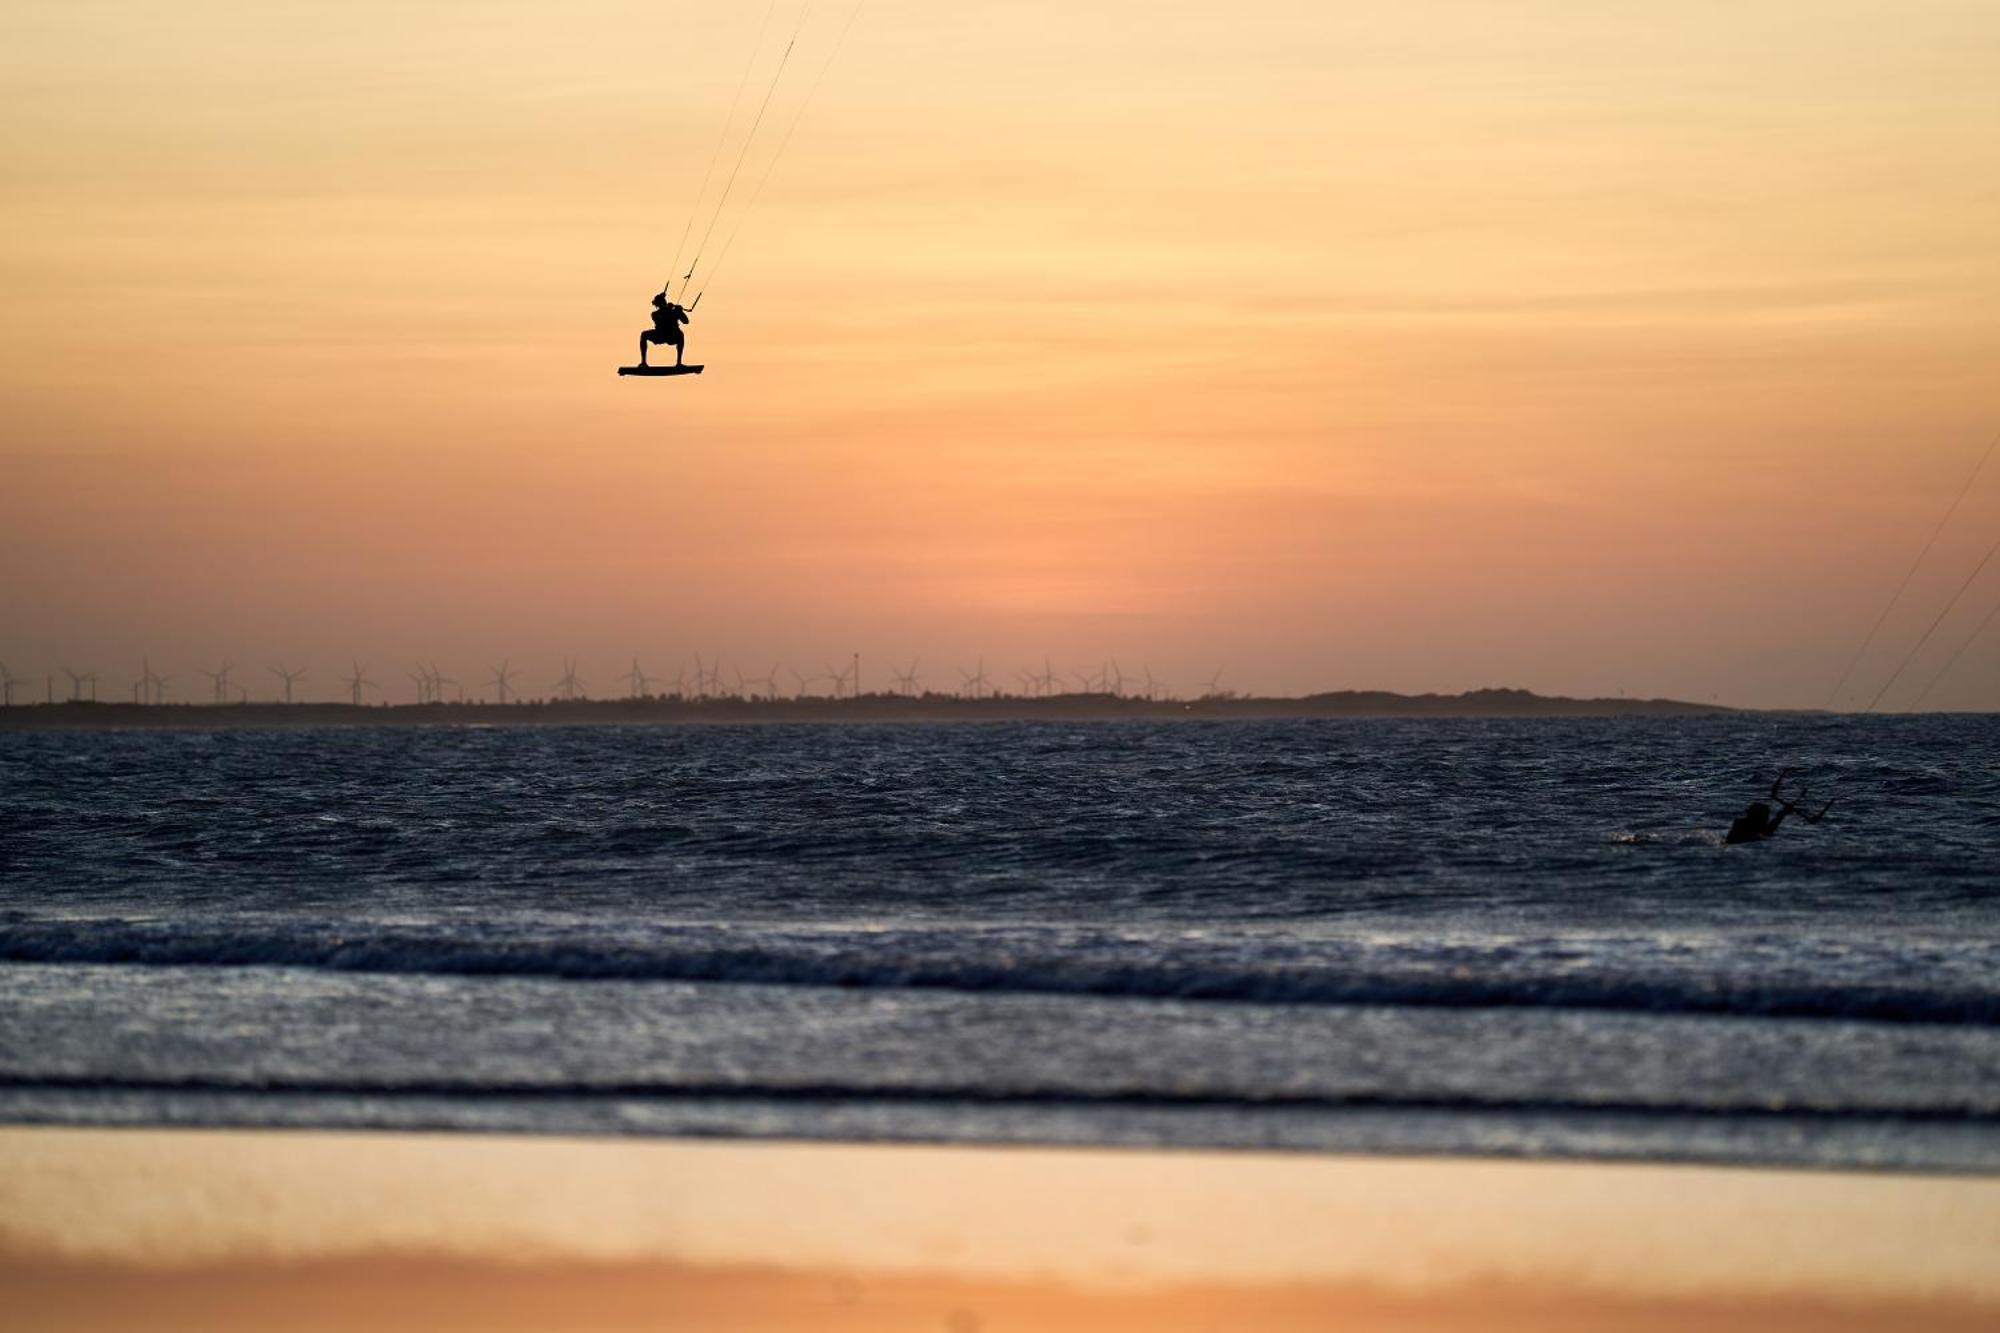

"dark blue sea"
[3,715,1997,1170]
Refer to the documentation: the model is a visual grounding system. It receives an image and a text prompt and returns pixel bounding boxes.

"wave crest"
[4,917,1997,1025]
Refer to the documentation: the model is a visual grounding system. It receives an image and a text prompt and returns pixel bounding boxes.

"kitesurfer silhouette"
[1725,769,1832,844]
[639,290,690,368]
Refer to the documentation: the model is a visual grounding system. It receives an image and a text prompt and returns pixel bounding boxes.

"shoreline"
[0,687,1735,731]
[7,1085,1995,1176]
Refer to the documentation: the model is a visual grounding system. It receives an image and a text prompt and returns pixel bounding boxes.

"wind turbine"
[622,657,658,700]
[741,663,781,701]
[487,660,520,705]
[1106,660,1128,698]
[823,660,855,700]
[787,666,822,698]
[430,663,461,703]
[958,659,989,700]
[341,660,378,706]
[691,652,710,701]
[554,658,585,701]
[1037,657,1061,697]
[1141,666,1168,701]
[407,666,434,705]
[1200,668,1226,700]
[0,662,17,708]
[892,658,921,697]
[668,664,689,699]
[60,666,89,703]
[200,664,233,705]
[136,656,171,705]
[269,664,307,705]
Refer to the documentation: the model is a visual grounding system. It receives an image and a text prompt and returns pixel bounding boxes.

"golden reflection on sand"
[9,1258,2000,1333]
[2,1128,1998,1331]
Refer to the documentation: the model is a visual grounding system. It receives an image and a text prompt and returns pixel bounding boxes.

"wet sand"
[10,1257,1999,1333]
[2,1127,1996,1331]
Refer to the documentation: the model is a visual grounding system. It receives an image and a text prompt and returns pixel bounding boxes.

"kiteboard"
[618,364,705,377]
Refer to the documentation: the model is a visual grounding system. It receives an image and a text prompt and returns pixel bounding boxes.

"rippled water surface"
[3,715,1997,1168]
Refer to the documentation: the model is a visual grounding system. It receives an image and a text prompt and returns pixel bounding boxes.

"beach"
[5,1127,2000,1332]
[5,715,1997,1328]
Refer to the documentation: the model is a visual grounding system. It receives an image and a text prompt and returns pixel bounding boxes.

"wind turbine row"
[1,653,1231,705]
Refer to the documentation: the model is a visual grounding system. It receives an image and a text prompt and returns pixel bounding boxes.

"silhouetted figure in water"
[639,290,690,368]
[1725,769,1832,844]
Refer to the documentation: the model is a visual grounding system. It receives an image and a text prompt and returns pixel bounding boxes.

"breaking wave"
[4,915,1996,1025]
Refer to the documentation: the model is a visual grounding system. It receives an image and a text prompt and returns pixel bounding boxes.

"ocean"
[3,715,1996,1170]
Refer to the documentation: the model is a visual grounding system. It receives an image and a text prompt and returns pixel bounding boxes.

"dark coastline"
[0,688,1733,731]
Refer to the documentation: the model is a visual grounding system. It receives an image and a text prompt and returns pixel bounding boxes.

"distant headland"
[0,688,1730,731]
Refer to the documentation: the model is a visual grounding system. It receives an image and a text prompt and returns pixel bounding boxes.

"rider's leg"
[637,334,649,367]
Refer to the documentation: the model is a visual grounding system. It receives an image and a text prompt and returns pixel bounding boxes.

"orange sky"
[4,0,1999,707]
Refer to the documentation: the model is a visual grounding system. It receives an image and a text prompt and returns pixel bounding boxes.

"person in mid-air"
[1725,769,1832,844]
[639,289,690,368]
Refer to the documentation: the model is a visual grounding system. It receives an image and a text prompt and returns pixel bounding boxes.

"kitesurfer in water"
[639,290,690,368]
[1724,769,1832,844]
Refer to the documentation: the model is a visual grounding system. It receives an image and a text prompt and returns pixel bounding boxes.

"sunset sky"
[4,0,1998,707]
